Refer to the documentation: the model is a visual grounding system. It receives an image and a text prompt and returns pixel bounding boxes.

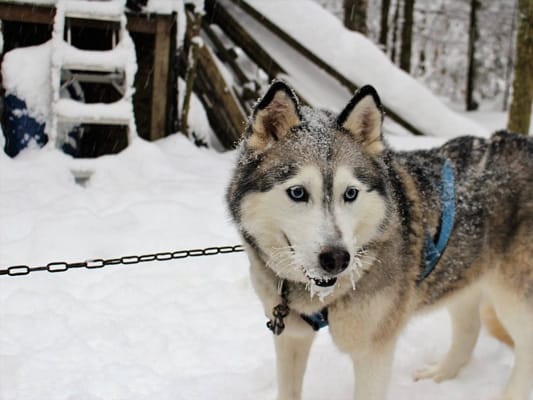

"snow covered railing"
[207,0,488,138]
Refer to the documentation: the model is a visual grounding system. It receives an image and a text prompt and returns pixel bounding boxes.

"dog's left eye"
[343,187,359,202]
[287,186,309,202]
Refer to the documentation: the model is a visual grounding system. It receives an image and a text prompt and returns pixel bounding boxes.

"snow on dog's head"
[227,81,391,297]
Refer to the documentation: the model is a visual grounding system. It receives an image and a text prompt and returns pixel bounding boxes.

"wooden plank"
[149,17,172,140]
[181,8,202,136]
[127,14,158,34]
[166,12,179,135]
[205,0,284,80]
[202,21,249,86]
[0,3,167,35]
[0,3,55,24]
[195,43,247,148]
[227,0,425,136]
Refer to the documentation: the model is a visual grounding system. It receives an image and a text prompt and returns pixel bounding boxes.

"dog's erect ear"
[248,80,301,152]
[337,85,384,155]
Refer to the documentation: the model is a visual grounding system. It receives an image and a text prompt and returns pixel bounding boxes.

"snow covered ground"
[0,1,530,398]
[1,116,529,399]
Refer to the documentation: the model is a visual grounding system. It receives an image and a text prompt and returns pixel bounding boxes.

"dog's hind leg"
[481,299,514,347]
[490,291,533,400]
[274,316,316,400]
[414,288,481,382]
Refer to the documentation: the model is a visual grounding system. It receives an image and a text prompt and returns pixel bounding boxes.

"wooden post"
[181,9,202,137]
[150,17,172,140]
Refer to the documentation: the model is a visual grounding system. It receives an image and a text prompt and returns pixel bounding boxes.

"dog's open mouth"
[311,277,337,287]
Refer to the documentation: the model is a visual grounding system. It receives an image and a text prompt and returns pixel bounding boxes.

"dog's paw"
[413,362,462,383]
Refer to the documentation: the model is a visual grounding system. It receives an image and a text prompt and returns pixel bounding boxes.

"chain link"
[0,245,245,278]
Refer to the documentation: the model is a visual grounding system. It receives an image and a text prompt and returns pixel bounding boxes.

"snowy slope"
[0,130,527,400]
[247,0,488,139]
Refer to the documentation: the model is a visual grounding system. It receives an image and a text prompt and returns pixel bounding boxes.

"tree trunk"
[390,0,401,63]
[379,0,391,51]
[399,0,415,73]
[503,0,518,111]
[466,0,480,111]
[507,0,533,135]
[344,0,368,35]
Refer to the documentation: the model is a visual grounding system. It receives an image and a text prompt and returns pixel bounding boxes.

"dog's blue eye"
[287,186,308,202]
[344,187,359,202]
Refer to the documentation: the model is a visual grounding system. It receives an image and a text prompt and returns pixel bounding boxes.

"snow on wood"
[51,39,137,77]
[60,0,126,20]
[53,98,133,124]
[211,0,352,113]
[247,0,489,138]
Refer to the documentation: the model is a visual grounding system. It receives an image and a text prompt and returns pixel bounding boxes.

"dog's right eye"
[287,186,309,202]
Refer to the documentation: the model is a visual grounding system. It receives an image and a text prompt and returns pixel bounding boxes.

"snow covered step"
[54,98,133,125]
[58,0,126,22]
[53,39,136,73]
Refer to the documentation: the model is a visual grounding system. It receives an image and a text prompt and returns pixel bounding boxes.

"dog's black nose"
[319,248,350,275]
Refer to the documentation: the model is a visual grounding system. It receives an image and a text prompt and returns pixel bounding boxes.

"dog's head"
[227,81,390,295]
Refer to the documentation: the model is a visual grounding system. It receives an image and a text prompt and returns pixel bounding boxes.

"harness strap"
[300,308,329,331]
[421,159,456,280]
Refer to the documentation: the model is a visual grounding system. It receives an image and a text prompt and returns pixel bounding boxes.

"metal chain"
[0,245,244,278]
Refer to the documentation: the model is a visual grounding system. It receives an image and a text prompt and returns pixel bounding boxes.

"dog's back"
[412,131,533,399]
[443,132,533,273]
[440,132,533,350]
[398,132,533,309]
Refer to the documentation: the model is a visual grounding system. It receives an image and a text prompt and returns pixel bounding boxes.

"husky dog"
[226,81,533,400]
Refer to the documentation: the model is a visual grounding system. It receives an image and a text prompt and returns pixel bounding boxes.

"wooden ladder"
[50,0,137,156]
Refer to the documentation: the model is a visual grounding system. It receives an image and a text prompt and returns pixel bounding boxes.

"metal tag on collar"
[267,303,290,335]
[267,280,289,335]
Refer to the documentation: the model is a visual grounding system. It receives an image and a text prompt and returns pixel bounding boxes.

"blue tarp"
[2,94,48,157]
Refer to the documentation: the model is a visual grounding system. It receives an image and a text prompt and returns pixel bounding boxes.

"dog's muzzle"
[318,247,350,275]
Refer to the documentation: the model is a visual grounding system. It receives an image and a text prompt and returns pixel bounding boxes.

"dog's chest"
[327,289,402,352]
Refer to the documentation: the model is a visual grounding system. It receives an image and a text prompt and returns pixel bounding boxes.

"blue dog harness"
[421,159,456,280]
[268,160,456,335]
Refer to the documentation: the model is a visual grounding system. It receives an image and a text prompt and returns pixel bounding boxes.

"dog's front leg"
[351,340,396,400]
[274,314,316,400]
